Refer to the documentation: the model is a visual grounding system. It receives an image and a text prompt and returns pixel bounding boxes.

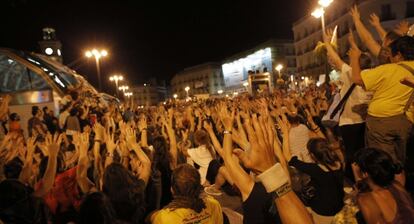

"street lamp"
[109,75,123,97]
[124,92,133,98]
[173,94,178,99]
[276,64,284,78]
[119,85,129,92]
[217,90,223,95]
[85,48,108,91]
[184,86,190,99]
[312,0,333,33]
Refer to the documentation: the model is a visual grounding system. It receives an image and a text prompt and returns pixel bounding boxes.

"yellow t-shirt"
[361,61,414,120]
[151,196,223,224]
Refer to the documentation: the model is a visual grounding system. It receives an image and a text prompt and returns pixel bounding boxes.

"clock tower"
[38,27,63,63]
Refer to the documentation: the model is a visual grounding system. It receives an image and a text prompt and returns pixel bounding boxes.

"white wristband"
[257,163,290,193]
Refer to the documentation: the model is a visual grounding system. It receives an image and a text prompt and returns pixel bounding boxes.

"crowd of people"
[1,5,414,224]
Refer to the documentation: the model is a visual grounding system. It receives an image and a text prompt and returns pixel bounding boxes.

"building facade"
[131,80,168,106]
[171,62,224,98]
[293,0,414,78]
[221,39,296,92]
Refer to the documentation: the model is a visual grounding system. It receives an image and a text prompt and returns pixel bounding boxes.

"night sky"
[0,0,313,91]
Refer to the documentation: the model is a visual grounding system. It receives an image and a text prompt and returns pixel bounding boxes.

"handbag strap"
[330,84,357,119]
[398,64,414,112]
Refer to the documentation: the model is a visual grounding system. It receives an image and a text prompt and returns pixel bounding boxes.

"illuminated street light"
[85,48,108,91]
[217,90,223,95]
[109,74,123,97]
[312,0,334,33]
[311,7,325,19]
[318,0,333,8]
[119,85,129,92]
[276,64,284,78]
[124,92,133,98]
[185,86,190,99]
[173,94,178,99]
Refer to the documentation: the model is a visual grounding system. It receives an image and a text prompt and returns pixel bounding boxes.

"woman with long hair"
[150,164,223,223]
[103,163,146,224]
[283,137,344,224]
[353,148,414,224]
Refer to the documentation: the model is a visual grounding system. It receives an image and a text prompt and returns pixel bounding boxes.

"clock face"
[45,47,53,55]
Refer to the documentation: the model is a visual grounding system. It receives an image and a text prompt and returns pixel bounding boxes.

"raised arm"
[203,120,224,158]
[164,109,177,169]
[369,13,387,41]
[126,127,151,185]
[323,28,345,70]
[34,133,62,197]
[219,106,254,201]
[349,32,365,87]
[76,132,94,193]
[350,6,381,56]
[19,136,37,184]
[138,115,149,148]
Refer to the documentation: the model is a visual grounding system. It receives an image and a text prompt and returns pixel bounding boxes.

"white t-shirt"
[339,64,372,126]
[187,145,213,185]
[58,111,70,129]
[289,124,313,163]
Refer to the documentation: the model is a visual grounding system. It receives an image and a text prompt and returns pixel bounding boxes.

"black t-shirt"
[242,183,281,224]
[289,156,344,216]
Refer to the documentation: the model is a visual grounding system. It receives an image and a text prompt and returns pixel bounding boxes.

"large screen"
[222,48,272,88]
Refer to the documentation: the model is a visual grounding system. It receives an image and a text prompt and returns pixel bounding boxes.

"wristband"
[223,130,232,135]
[274,183,292,198]
[257,163,290,193]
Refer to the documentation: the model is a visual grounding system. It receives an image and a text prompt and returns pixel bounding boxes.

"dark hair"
[79,192,119,224]
[390,36,414,60]
[9,113,19,121]
[4,157,23,179]
[194,130,216,159]
[152,136,172,172]
[287,115,302,125]
[0,179,49,223]
[169,164,206,213]
[69,108,79,116]
[103,163,146,223]
[42,106,48,113]
[360,53,373,70]
[307,138,340,167]
[354,148,398,187]
[384,31,401,44]
[39,155,64,178]
[31,106,40,116]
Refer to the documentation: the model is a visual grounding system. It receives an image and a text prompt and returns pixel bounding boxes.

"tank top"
[387,183,414,224]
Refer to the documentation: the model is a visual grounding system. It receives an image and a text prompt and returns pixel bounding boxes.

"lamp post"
[85,49,108,91]
[109,75,123,98]
[312,0,334,33]
[185,86,190,99]
[119,85,129,93]
[276,64,283,78]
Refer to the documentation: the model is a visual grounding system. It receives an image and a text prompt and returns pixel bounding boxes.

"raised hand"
[138,115,148,132]
[394,20,410,36]
[45,133,62,157]
[105,129,118,155]
[369,13,381,27]
[350,5,360,21]
[93,122,105,142]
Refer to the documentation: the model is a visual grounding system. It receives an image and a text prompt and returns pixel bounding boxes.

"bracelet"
[223,130,232,135]
[256,163,290,193]
[274,183,292,198]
